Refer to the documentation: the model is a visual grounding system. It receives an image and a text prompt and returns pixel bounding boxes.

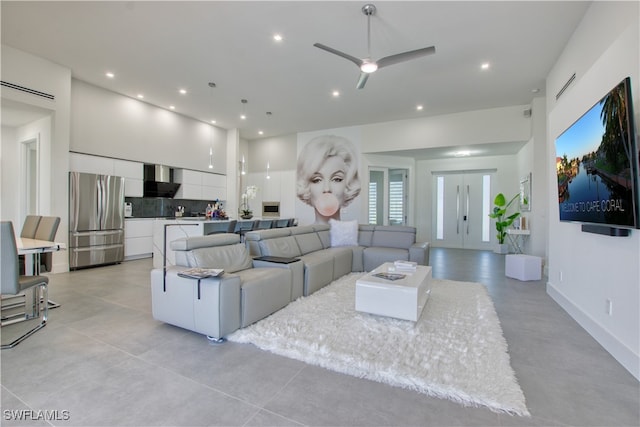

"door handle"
[456,185,460,234]
[466,185,470,234]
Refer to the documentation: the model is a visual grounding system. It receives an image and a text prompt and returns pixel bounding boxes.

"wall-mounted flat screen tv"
[554,77,639,229]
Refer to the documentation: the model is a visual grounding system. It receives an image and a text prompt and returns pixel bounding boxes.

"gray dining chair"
[1,221,49,349]
[256,220,273,230]
[274,219,290,228]
[206,220,238,236]
[234,219,258,242]
[20,215,42,238]
[19,215,42,274]
[34,216,60,273]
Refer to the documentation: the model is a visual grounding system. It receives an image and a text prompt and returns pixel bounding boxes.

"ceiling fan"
[314,3,436,89]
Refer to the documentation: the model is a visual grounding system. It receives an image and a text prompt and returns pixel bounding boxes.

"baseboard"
[547,282,639,380]
[52,261,70,274]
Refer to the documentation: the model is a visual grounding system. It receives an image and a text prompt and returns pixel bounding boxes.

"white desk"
[506,229,530,254]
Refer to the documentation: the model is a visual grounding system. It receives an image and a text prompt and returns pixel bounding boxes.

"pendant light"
[208,147,213,169]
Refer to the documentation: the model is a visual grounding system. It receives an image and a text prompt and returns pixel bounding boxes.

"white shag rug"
[228,273,529,416]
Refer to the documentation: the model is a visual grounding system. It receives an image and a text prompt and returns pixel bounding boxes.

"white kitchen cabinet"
[124,179,144,197]
[174,169,227,201]
[69,152,114,175]
[202,173,225,188]
[176,183,202,200]
[113,159,143,179]
[70,153,144,197]
[124,218,154,260]
[114,159,144,197]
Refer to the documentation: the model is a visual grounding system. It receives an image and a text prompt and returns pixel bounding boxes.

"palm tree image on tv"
[555,79,636,227]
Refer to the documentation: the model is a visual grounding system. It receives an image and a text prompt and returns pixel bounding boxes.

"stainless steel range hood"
[143,164,181,198]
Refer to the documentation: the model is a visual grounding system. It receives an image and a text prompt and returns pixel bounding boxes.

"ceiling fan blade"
[313,43,363,68]
[356,72,369,89]
[376,46,436,69]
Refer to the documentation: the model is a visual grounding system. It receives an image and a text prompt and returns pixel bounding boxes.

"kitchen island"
[152,218,241,269]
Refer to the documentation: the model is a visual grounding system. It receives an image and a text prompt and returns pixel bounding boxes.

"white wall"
[1,126,18,221]
[361,105,531,152]
[1,45,71,273]
[70,80,228,174]
[546,2,639,379]
[248,105,533,238]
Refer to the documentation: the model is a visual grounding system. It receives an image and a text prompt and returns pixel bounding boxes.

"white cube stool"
[505,254,542,281]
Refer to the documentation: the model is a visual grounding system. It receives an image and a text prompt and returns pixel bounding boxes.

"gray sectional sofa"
[150,224,429,341]
[245,223,429,294]
[151,233,300,341]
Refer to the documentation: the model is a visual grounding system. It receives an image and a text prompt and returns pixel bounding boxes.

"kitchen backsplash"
[125,197,226,218]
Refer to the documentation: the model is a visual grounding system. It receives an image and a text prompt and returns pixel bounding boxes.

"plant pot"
[494,243,509,254]
[241,214,253,220]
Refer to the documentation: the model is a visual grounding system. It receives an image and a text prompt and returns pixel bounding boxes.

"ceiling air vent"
[1,81,55,100]
[555,73,576,100]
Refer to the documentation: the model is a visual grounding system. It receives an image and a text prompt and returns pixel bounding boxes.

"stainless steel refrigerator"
[69,172,125,269]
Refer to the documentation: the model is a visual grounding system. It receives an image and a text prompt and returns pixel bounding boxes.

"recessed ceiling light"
[416,104,424,111]
[273,34,283,42]
[137,94,144,99]
[105,72,115,78]
[240,114,247,120]
[179,89,187,95]
[211,120,216,124]
[258,130,264,135]
[453,150,471,157]
[531,88,540,93]
[481,62,490,70]
[169,105,175,110]
[332,90,340,97]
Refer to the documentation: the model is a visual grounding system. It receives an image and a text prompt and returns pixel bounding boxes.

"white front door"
[433,172,493,250]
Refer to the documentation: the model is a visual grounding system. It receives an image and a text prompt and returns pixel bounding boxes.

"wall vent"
[555,73,576,100]
[1,81,55,100]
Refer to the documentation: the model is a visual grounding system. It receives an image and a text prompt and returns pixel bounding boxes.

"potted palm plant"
[489,193,521,254]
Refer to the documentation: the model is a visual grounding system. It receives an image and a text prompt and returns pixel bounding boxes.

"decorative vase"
[494,243,509,254]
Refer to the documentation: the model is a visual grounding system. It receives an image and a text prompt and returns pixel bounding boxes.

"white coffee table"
[355,262,432,321]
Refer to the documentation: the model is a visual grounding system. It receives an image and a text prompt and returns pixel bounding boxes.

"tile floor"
[1,248,638,426]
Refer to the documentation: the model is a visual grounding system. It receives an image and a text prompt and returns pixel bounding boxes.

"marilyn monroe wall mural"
[296,132,362,224]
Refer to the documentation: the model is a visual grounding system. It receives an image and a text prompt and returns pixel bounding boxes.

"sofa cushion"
[299,251,334,296]
[358,225,375,247]
[295,232,324,255]
[322,247,353,279]
[329,219,358,247]
[258,236,302,258]
[363,247,410,272]
[189,243,253,273]
[312,224,331,249]
[371,226,415,249]
[236,268,292,327]
[171,233,239,250]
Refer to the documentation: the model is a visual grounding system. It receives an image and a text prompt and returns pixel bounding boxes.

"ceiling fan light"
[360,61,378,73]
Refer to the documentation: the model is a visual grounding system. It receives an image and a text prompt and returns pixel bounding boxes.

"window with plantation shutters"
[368,168,408,226]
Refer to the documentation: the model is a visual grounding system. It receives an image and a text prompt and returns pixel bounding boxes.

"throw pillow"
[329,219,358,247]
